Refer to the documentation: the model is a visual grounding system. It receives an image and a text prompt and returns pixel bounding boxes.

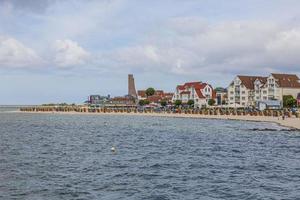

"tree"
[283,95,297,108]
[160,100,167,107]
[139,100,145,106]
[208,99,216,106]
[174,100,182,107]
[139,99,150,106]
[145,87,155,97]
[187,99,194,107]
[144,99,150,105]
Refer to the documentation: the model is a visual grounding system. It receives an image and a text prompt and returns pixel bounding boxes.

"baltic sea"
[0,109,299,199]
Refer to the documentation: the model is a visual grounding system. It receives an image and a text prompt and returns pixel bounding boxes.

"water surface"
[0,113,299,199]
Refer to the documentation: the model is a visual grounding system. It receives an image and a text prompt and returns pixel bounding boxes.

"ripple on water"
[0,113,299,199]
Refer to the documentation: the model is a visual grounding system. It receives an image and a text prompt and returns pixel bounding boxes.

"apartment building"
[228,73,300,107]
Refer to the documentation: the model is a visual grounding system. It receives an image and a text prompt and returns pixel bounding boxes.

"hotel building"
[228,73,300,107]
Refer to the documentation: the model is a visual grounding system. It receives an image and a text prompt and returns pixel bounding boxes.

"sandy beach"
[18,111,300,130]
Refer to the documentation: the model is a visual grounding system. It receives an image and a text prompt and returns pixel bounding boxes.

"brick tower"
[128,74,137,98]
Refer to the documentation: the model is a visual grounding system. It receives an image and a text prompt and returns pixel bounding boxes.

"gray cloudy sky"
[1,0,300,104]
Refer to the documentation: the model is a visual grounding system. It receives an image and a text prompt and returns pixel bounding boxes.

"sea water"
[0,112,299,199]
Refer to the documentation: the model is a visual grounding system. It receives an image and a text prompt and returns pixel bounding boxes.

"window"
[230,91,234,94]
[241,91,245,94]
[230,97,234,100]
[242,97,246,100]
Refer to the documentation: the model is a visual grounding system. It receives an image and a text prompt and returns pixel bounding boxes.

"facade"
[228,73,300,107]
[215,87,228,105]
[256,100,281,111]
[259,74,300,102]
[110,95,136,105]
[87,95,110,105]
[137,90,174,104]
[227,76,267,107]
[172,81,216,108]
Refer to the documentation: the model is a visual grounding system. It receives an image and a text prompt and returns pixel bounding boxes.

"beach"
[18,111,300,130]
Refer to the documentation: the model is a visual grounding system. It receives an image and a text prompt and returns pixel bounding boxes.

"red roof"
[177,82,203,90]
[195,89,205,98]
[177,81,215,99]
[147,95,162,103]
[138,89,173,98]
[137,90,146,97]
[271,73,300,88]
[237,75,267,89]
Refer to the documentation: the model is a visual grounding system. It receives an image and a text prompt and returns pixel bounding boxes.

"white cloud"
[0,35,42,68]
[110,18,300,75]
[53,39,90,67]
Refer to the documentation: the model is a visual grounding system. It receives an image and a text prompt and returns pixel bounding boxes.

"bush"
[160,100,167,107]
[208,99,216,106]
[174,100,182,107]
[187,99,194,107]
[139,100,145,106]
[283,95,297,108]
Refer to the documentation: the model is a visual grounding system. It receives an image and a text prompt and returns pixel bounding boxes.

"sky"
[1,0,300,104]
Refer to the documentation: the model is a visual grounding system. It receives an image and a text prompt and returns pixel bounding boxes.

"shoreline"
[16,111,300,130]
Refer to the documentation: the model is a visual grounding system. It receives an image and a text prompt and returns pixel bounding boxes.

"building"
[228,73,300,107]
[86,95,110,105]
[215,87,228,105]
[172,81,216,108]
[256,100,281,111]
[227,76,266,107]
[110,95,136,105]
[137,90,174,104]
[259,73,300,102]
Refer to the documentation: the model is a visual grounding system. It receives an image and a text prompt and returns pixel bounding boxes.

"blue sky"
[1,0,300,104]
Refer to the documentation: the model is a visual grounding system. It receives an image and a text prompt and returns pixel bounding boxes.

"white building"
[172,82,216,108]
[228,73,300,107]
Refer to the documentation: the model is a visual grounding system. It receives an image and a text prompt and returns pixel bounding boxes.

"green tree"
[145,87,155,97]
[283,95,297,108]
[144,99,150,105]
[208,99,216,106]
[187,99,194,107]
[160,100,167,107]
[174,100,182,107]
[139,100,145,106]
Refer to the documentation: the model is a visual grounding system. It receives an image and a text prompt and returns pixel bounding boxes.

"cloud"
[110,18,300,76]
[53,39,90,67]
[0,35,42,68]
[0,0,58,13]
